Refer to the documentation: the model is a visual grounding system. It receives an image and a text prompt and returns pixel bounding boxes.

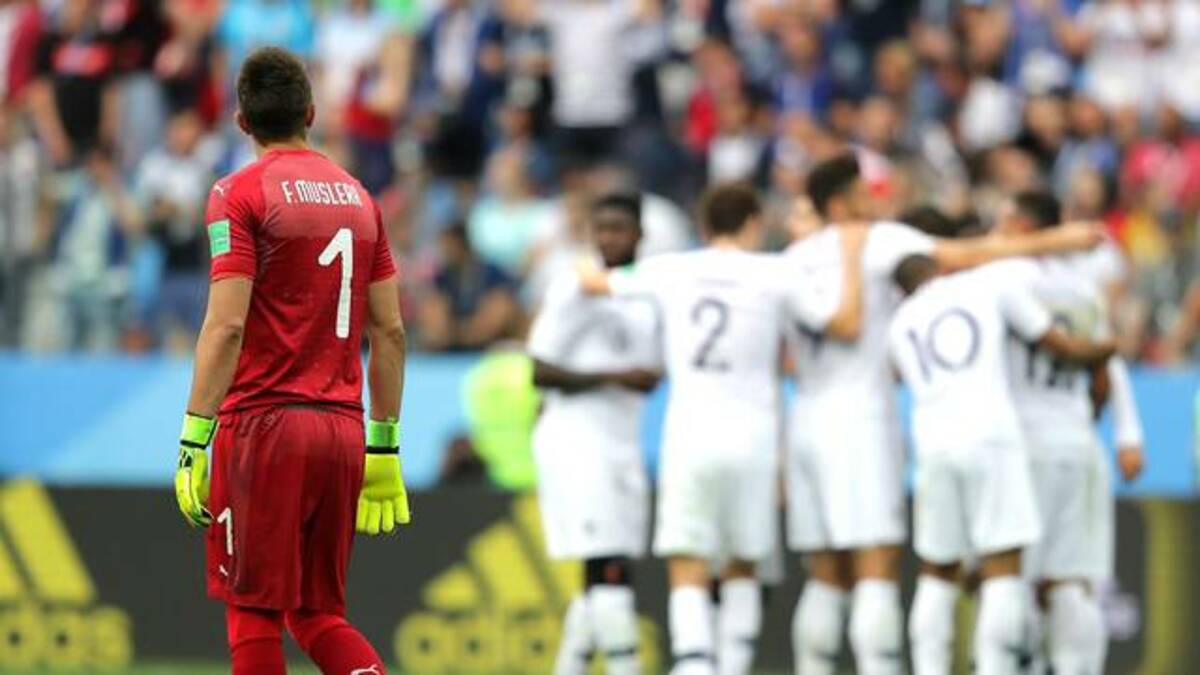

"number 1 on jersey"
[318,228,354,339]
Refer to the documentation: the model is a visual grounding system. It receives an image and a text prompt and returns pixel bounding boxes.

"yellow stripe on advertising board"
[0,480,95,604]
[467,521,546,611]
[1136,499,1196,675]
[0,532,25,601]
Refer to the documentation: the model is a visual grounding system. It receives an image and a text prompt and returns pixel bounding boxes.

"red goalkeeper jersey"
[205,148,396,416]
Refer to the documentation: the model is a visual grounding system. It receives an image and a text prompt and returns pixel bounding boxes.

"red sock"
[286,608,386,675]
[226,605,286,675]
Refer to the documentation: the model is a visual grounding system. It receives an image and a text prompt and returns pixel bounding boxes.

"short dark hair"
[701,182,761,236]
[592,191,642,226]
[893,254,938,295]
[806,153,861,218]
[900,205,960,239]
[1013,190,1061,230]
[236,47,313,144]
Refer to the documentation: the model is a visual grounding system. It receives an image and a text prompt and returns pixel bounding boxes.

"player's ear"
[305,104,316,129]
[234,110,251,137]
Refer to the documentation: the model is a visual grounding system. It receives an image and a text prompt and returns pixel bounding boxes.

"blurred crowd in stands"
[2,0,1200,362]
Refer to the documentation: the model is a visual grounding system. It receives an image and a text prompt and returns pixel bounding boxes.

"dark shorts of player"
[206,405,364,614]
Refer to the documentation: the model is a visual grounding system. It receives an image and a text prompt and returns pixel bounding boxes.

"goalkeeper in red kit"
[172,47,408,675]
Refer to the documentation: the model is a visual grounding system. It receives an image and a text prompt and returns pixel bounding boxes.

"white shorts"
[1023,450,1110,581]
[533,428,649,560]
[786,423,907,552]
[1090,451,1115,582]
[913,445,1042,565]
[653,448,778,562]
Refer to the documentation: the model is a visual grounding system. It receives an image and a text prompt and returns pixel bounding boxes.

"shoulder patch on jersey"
[208,219,231,257]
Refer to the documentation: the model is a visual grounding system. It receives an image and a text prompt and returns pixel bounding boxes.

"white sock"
[909,575,959,675]
[849,579,903,675]
[975,576,1029,675]
[555,595,592,675]
[1026,586,1047,675]
[1090,580,1110,674]
[716,578,761,675]
[792,580,847,675]
[1047,583,1104,675]
[589,584,641,675]
[669,586,716,675]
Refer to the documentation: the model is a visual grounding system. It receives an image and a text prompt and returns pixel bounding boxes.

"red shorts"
[206,405,364,614]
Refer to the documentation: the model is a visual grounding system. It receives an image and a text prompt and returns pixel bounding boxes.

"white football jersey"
[1006,255,1109,460]
[889,262,1052,456]
[611,247,838,457]
[528,273,662,453]
[789,222,935,438]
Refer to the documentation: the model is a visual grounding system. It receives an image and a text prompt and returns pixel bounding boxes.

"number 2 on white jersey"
[318,228,353,339]
[691,297,730,371]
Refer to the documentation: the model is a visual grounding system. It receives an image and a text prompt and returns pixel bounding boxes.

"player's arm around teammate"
[533,360,660,394]
[820,222,870,341]
[928,221,1104,272]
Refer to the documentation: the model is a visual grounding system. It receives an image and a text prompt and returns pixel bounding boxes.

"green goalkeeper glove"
[176,413,216,528]
[357,419,411,536]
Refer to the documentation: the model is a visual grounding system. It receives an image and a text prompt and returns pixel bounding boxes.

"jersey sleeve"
[370,202,397,282]
[526,276,574,362]
[205,177,262,281]
[998,283,1053,342]
[1107,356,1145,447]
[871,222,936,273]
[1083,241,1128,288]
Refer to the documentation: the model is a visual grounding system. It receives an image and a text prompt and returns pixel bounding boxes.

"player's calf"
[226,605,286,675]
[1044,581,1103,675]
[909,562,960,675]
[553,597,593,675]
[585,557,640,675]
[667,556,716,675]
[716,561,760,675]
[849,545,903,675]
[792,549,853,675]
[285,608,386,675]
[975,551,1031,675]
[792,577,848,675]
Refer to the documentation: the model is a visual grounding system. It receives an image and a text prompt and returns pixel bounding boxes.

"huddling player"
[528,192,663,675]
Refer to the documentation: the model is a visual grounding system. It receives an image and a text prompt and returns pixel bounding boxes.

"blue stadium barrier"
[0,354,1196,496]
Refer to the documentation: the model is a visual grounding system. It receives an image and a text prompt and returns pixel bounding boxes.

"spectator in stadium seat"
[315,0,397,135]
[156,0,223,126]
[542,0,662,168]
[107,0,171,173]
[771,11,833,122]
[418,223,520,351]
[343,32,413,194]
[467,144,553,276]
[496,0,552,136]
[0,0,42,104]
[48,146,143,351]
[416,0,505,180]
[0,103,46,347]
[706,85,767,184]
[27,0,120,167]
[132,109,219,351]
